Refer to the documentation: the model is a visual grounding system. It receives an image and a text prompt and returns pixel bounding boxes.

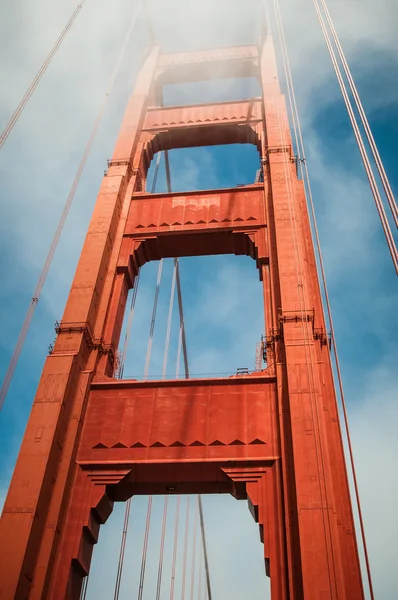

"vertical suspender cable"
[144,259,163,378]
[180,496,190,600]
[114,497,132,600]
[164,150,190,379]
[175,326,183,378]
[197,548,203,600]
[162,260,177,378]
[143,151,164,379]
[198,496,212,600]
[318,0,398,228]
[165,153,211,598]
[119,272,140,378]
[137,496,153,600]
[272,0,376,597]
[170,496,181,600]
[0,0,88,150]
[196,518,204,600]
[80,576,89,600]
[175,260,190,379]
[189,497,199,600]
[0,3,143,411]
[155,496,169,600]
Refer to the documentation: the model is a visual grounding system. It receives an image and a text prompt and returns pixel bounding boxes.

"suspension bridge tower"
[0,28,365,600]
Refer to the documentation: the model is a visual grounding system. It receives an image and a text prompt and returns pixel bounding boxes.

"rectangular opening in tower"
[118,255,264,381]
[146,144,261,193]
[162,76,260,106]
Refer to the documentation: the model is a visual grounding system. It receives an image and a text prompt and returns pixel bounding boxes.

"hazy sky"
[0,0,397,599]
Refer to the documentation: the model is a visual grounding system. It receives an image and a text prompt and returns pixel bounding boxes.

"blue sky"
[0,0,397,598]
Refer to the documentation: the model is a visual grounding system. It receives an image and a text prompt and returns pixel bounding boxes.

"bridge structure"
[0,5,386,600]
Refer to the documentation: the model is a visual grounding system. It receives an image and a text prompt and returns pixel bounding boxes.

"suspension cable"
[198,496,212,600]
[313,1,398,273]
[114,498,132,600]
[155,496,169,600]
[175,326,183,378]
[163,148,210,599]
[181,496,190,600]
[162,259,177,378]
[0,3,142,412]
[164,150,190,379]
[143,151,164,379]
[137,496,153,600]
[197,545,203,600]
[266,2,338,590]
[144,259,163,378]
[272,0,376,597]
[189,497,199,600]
[318,0,398,228]
[119,272,140,378]
[310,1,378,594]
[0,1,88,150]
[170,496,181,600]
[80,575,89,600]
[175,260,190,378]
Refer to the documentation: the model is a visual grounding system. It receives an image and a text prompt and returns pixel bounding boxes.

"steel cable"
[155,496,169,600]
[0,3,142,411]
[198,496,212,600]
[189,498,199,600]
[180,496,190,600]
[0,1,87,150]
[137,496,153,600]
[312,0,398,273]
[163,150,190,379]
[311,0,378,594]
[272,0,376,596]
[265,2,338,591]
[170,496,181,600]
[114,498,132,600]
[162,260,177,379]
[318,0,398,228]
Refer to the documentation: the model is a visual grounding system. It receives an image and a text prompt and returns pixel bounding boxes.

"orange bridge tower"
[0,36,365,600]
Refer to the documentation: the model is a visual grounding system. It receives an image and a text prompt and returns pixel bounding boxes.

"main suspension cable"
[0,1,88,150]
[272,0,376,597]
[0,3,142,412]
[312,0,398,273]
[310,1,378,595]
[266,1,337,590]
[318,0,398,228]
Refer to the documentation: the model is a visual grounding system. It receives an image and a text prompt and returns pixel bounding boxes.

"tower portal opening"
[118,255,264,381]
[146,144,261,193]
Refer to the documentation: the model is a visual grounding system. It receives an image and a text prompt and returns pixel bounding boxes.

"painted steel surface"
[0,41,364,600]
